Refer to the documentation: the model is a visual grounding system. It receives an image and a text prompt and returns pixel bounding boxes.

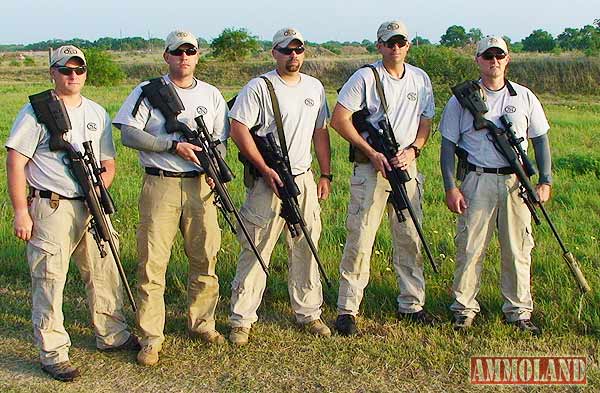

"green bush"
[210,28,260,61]
[9,59,20,67]
[82,48,125,86]
[23,57,35,66]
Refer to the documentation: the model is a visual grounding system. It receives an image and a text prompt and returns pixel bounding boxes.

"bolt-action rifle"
[352,109,439,274]
[250,132,332,288]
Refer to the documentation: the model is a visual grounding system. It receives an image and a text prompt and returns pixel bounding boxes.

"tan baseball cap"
[165,30,198,51]
[377,20,409,42]
[50,45,86,67]
[476,36,508,56]
[272,27,304,49]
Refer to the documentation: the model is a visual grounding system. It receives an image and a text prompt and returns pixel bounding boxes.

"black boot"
[335,314,359,336]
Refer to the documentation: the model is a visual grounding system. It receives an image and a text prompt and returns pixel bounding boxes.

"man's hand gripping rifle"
[140,78,269,276]
[28,90,137,311]
[451,80,591,294]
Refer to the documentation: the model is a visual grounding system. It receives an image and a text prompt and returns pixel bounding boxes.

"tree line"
[1,20,599,57]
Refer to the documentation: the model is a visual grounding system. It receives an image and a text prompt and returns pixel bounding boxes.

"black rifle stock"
[252,132,331,288]
[28,90,137,311]
[451,80,591,294]
[353,110,439,274]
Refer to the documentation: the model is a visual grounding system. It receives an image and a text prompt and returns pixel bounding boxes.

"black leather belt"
[30,188,84,200]
[467,163,514,175]
[145,167,201,178]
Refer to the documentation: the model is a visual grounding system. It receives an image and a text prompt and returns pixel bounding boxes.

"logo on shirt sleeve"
[407,92,418,101]
[304,98,315,107]
[504,105,517,113]
[86,122,98,131]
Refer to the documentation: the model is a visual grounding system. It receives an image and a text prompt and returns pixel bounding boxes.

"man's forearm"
[7,149,29,212]
[413,117,432,149]
[531,134,552,185]
[312,127,331,175]
[441,137,458,191]
[120,124,172,152]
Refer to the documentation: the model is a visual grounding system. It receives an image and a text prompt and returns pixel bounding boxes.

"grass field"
[0,78,599,392]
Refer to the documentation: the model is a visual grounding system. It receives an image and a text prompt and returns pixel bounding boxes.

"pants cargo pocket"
[27,238,63,280]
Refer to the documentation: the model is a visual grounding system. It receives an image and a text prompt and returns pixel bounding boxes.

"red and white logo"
[470,356,587,385]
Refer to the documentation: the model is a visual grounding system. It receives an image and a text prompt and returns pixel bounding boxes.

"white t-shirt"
[439,80,550,168]
[6,96,115,198]
[113,75,230,172]
[229,70,329,176]
[337,60,435,148]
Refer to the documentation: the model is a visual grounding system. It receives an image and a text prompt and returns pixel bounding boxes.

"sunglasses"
[383,38,408,49]
[55,66,87,76]
[275,46,305,55]
[480,52,507,61]
[168,47,198,56]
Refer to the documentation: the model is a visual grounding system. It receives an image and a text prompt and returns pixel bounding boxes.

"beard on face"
[285,60,300,72]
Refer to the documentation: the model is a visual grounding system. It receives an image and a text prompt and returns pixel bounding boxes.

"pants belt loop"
[49,192,60,209]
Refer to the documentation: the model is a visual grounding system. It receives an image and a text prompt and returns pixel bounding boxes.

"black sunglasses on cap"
[54,65,87,76]
[168,47,198,56]
[480,51,507,61]
[275,46,305,55]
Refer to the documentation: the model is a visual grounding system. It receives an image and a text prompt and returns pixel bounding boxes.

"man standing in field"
[439,36,552,335]
[113,30,230,365]
[330,20,436,336]
[5,45,139,382]
[227,27,332,346]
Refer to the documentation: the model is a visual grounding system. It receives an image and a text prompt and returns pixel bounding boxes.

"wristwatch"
[409,144,421,158]
[320,173,333,182]
[168,140,179,154]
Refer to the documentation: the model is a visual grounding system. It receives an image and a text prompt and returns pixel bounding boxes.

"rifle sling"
[259,75,293,174]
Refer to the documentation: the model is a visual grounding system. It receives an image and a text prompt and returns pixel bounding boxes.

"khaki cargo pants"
[337,162,426,316]
[229,171,324,328]
[451,172,534,322]
[136,173,221,348]
[27,196,130,366]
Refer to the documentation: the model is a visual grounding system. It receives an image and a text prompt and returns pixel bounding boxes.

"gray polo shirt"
[229,70,329,176]
[337,60,435,149]
[113,75,230,172]
[439,80,549,168]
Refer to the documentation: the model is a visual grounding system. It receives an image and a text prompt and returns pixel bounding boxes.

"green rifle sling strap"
[259,76,293,173]
[364,64,389,116]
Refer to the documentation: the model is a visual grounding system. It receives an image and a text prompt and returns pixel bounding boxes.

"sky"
[2,0,597,45]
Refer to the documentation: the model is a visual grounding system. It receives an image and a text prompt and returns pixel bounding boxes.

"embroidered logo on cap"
[387,23,400,31]
[177,32,189,38]
[63,48,78,55]
[284,29,297,36]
